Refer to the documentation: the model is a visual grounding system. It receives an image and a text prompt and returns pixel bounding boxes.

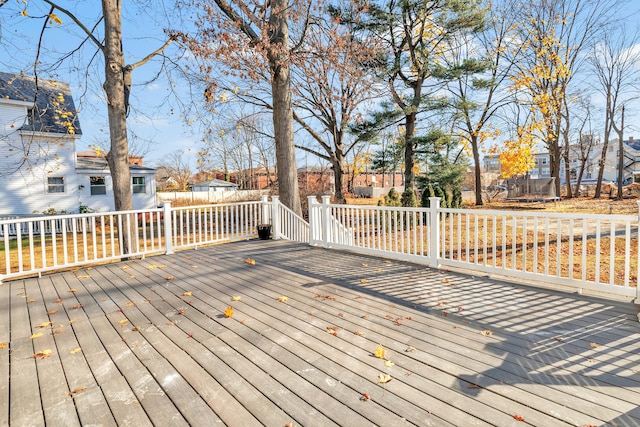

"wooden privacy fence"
[309,196,640,300]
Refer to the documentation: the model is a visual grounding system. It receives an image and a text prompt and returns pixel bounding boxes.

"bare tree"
[156,150,193,191]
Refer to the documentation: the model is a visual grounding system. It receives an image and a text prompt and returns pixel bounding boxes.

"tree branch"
[42,0,104,51]
[128,38,174,70]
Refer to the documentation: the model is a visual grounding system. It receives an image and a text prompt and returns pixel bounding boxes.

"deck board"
[1,239,639,426]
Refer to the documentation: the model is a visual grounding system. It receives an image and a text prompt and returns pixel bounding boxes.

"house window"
[90,176,107,195]
[132,176,146,194]
[47,177,65,193]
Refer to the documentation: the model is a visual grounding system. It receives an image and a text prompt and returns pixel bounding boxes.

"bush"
[401,188,417,207]
[421,184,435,207]
[451,187,462,209]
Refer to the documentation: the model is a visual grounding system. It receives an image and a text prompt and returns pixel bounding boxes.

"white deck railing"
[309,196,640,300]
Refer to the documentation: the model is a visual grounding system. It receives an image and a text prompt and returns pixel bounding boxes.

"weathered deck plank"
[2,239,639,426]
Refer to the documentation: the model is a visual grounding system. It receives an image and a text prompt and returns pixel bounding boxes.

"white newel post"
[308,196,318,245]
[163,201,174,255]
[271,196,281,240]
[321,195,331,248]
[261,195,270,225]
[429,197,441,268]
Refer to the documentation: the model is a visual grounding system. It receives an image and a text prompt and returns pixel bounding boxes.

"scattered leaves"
[30,332,43,339]
[70,348,82,354]
[442,278,450,284]
[589,342,601,349]
[360,279,368,284]
[125,301,135,307]
[354,330,364,336]
[277,296,288,302]
[183,291,193,297]
[224,306,233,318]
[54,298,62,304]
[513,415,524,422]
[165,275,175,281]
[118,319,129,325]
[47,309,58,315]
[69,289,78,293]
[37,322,53,328]
[245,258,256,265]
[480,330,493,337]
[178,309,185,315]
[554,336,565,342]
[69,387,87,396]
[27,299,36,303]
[33,349,52,359]
[69,304,84,310]
[361,392,371,401]
[378,373,392,384]
[384,360,395,367]
[231,296,241,301]
[326,326,339,336]
[374,344,386,359]
[53,329,63,336]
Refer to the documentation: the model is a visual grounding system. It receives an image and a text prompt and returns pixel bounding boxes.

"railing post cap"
[321,195,331,203]
[271,195,280,201]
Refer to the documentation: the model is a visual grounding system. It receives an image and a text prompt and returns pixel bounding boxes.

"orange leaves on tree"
[224,306,233,318]
[374,344,386,359]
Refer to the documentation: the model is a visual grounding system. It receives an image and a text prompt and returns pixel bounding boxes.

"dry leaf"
[69,387,87,396]
[284,423,294,427]
[224,306,233,318]
[128,275,136,279]
[47,309,58,315]
[384,360,395,367]
[27,299,36,303]
[378,373,392,384]
[33,349,52,359]
[147,264,158,269]
[231,296,241,301]
[37,322,53,328]
[442,278,450,284]
[467,384,482,389]
[69,289,78,293]
[361,392,371,401]
[360,279,368,284]
[183,291,193,297]
[125,301,135,307]
[53,328,63,336]
[480,330,493,336]
[0,343,6,349]
[245,258,256,265]
[165,275,175,281]
[513,415,524,422]
[554,336,564,342]
[166,322,175,326]
[589,342,601,348]
[118,319,129,325]
[30,332,43,339]
[374,344,386,359]
[191,265,198,268]
[76,275,90,279]
[54,298,62,304]
[404,346,416,352]
[122,265,129,270]
[277,296,288,302]
[354,330,364,336]
[326,326,338,336]
[70,348,82,354]
[178,309,185,315]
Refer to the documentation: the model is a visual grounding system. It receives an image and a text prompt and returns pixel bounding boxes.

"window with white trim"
[132,176,146,194]
[47,177,65,193]
[90,176,107,195]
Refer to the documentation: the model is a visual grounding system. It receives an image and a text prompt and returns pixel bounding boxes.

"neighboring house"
[0,72,156,214]
[190,179,239,192]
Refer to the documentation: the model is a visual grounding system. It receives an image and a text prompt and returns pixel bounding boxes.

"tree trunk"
[471,135,483,206]
[268,0,301,216]
[403,111,417,195]
[103,0,134,255]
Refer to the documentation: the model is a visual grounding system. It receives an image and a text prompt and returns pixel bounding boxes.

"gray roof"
[193,179,238,188]
[76,157,155,173]
[0,71,82,135]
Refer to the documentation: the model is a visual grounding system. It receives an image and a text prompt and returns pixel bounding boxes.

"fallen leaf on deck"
[69,304,84,310]
[245,258,256,265]
[118,319,129,325]
[183,291,193,297]
[125,301,135,307]
[166,322,175,326]
[69,289,78,293]
[378,373,392,384]
[231,296,241,301]
[122,265,129,270]
[128,275,136,279]
[277,296,288,302]
[37,322,53,328]
[513,414,524,421]
[178,309,185,315]
[554,336,564,342]
[384,260,391,264]
[360,279,368,284]
[467,384,482,389]
[284,423,294,427]
[53,328,63,335]
[47,309,58,315]
[362,263,368,267]
[147,264,158,269]
[361,392,371,401]
[376,268,382,272]
[436,301,448,307]
[354,330,364,336]
[165,275,175,281]
[33,349,52,359]
[70,348,82,354]
[384,360,395,367]
[224,306,233,318]
[441,312,448,317]
[589,342,601,348]
[326,326,338,336]
[30,332,43,339]
[404,346,416,352]
[0,343,6,349]
[442,278,450,284]
[374,344,386,359]
[76,275,91,279]
[480,330,493,336]
[54,298,62,304]
[191,265,198,268]
[27,299,36,303]
[69,387,87,396]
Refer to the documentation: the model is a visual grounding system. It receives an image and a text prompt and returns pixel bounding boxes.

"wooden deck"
[1,239,639,426]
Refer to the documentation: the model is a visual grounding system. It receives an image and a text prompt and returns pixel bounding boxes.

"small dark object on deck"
[257,224,272,240]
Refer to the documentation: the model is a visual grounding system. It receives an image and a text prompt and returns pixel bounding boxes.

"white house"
[0,72,156,214]
[190,178,239,192]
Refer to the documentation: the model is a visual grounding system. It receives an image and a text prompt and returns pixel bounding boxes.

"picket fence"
[1,195,638,301]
